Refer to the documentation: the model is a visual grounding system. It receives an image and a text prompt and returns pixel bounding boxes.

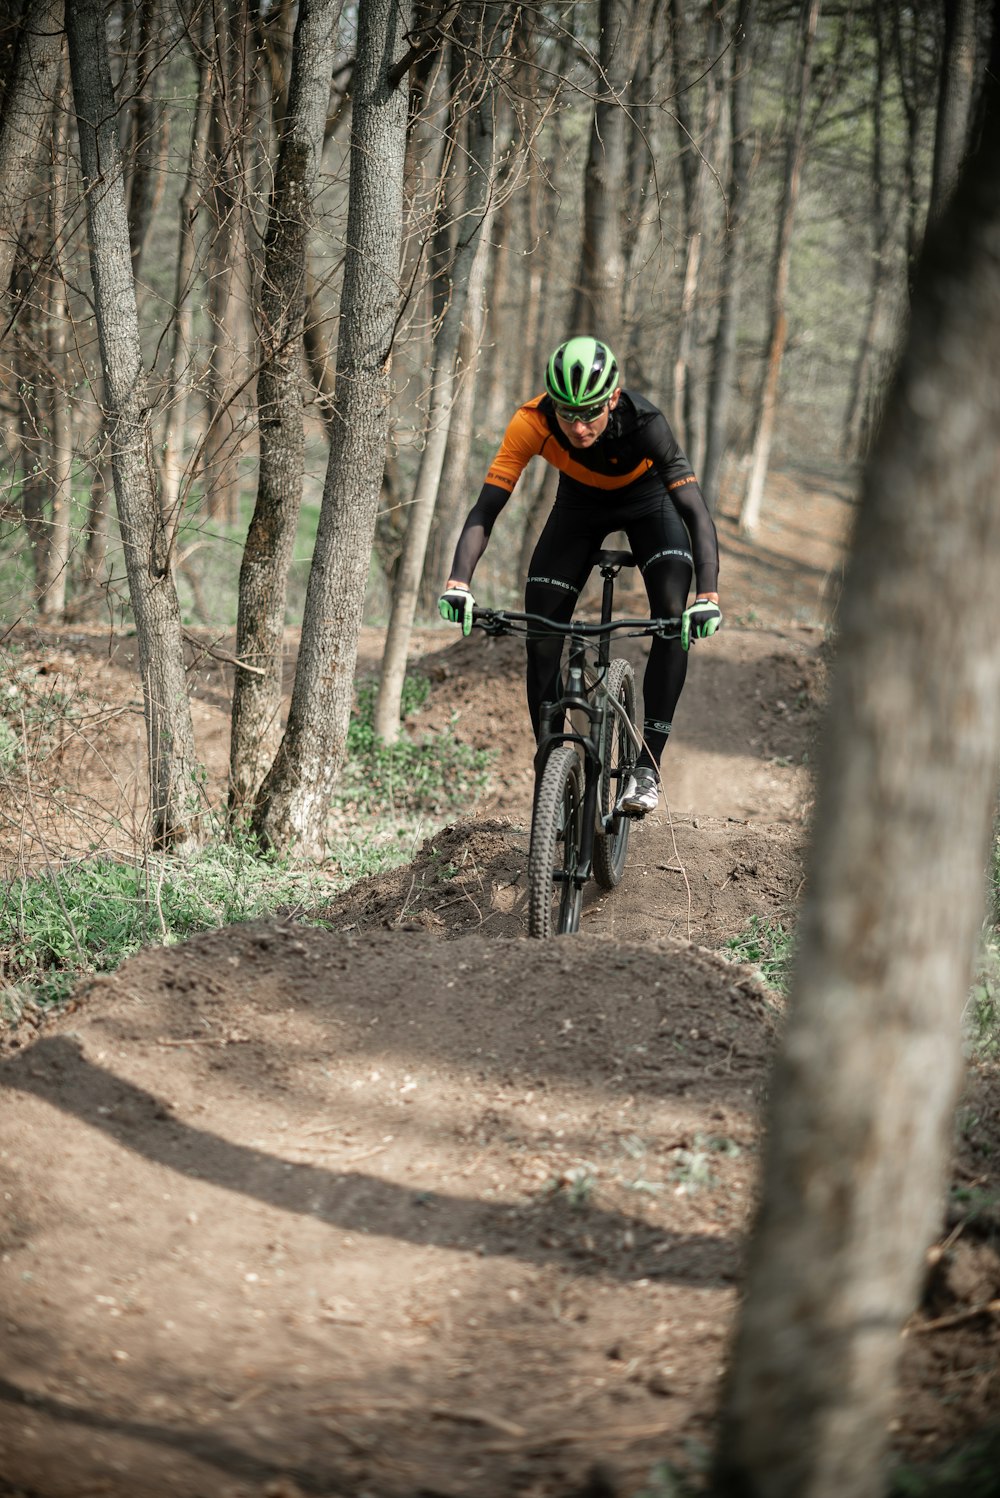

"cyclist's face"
[554,388,619,447]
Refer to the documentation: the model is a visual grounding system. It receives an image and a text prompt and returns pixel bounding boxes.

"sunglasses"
[554,400,608,424]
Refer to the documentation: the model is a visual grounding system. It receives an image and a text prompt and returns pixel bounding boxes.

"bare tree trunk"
[670,4,725,467]
[303,253,336,419]
[228,0,340,818]
[373,5,509,742]
[481,113,549,432]
[203,0,251,525]
[572,0,653,340]
[517,158,545,399]
[928,0,978,225]
[619,14,656,366]
[711,29,1000,1496]
[38,61,71,619]
[842,5,896,462]
[160,2,214,533]
[0,0,63,302]
[82,453,110,591]
[67,0,202,848]
[739,0,820,536]
[480,187,513,427]
[126,0,168,284]
[398,0,450,347]
[253,0,410,857]
[11,205,49,593]
[668,0,705,451]
[418,224,493,616]
[892,5,938,295]
[702,0,755,507]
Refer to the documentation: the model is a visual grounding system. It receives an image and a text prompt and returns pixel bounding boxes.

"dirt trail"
[2,474,999,1497]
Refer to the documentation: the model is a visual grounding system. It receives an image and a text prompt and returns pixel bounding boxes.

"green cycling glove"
[681,598,722,651]
[438,582,475,637]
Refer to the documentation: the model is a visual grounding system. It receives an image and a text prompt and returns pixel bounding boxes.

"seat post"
[599,566,616,667]
[600,566,616,625]
[592,548,633,666]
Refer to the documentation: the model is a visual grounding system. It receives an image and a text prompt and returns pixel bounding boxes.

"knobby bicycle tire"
[528,745,585,938]
[592,657,637,890]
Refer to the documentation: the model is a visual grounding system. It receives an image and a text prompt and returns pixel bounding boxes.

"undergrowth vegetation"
[723,914,797,995]
[0,839,330,1013]
[334,673,492,819]
[0,668,492,1023]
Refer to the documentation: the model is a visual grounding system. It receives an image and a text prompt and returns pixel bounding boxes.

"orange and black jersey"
[451,390,720,594]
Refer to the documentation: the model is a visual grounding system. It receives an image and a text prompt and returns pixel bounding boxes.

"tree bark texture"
[125,0,168,283]
[11,199,49,590]
[229,0,341,818]
[712,34,1000,1497]
[38,60,71,619]
[892,5,938,294]
[418,222,493,615]
[670,5,725,469]
[203,0,251,524]
[160,1,214,534]
[254,0,410,857]
[571,0,653,340]
[739,0,820,535]
[702,0,755,506]
[67,0,202,848]
[374,2,509,743]
[842,5,896,462]
[0,0,63,304]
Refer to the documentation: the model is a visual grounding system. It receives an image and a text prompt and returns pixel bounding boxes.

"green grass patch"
[0,837,333,1012]
[723,914,797,995]
[333,672,493,820]
[1,668,494,1022]
[966,931,1000,1062]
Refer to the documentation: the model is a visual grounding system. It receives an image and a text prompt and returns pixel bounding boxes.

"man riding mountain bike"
[439,336,721,815]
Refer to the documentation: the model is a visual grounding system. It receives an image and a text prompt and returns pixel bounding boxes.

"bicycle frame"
[471,552,682,924]
[534,551,634,887]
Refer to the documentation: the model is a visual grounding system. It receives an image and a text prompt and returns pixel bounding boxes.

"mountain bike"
[472,548,681,938]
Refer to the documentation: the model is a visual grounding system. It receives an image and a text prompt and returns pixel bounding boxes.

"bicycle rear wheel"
[528,745,585,938]
[592,657,637,890]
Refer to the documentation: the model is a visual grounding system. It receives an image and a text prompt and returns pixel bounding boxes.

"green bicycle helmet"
[544,336,619,410]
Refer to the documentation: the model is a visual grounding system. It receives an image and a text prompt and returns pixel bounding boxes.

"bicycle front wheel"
[528,745,585,938]
[592,657,637,890]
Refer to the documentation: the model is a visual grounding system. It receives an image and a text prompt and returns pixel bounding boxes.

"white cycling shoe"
[616,766,659,815]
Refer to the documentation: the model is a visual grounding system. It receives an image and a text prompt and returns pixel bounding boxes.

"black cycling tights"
[524,492,693,773]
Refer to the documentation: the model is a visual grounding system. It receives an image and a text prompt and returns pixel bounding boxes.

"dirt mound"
[322,817,530,938]
[319,814,806,952]
[0,921,777,1498]
[3,917,998,1497]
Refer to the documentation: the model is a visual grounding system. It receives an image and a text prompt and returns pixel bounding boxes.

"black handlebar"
[471,606,681,640]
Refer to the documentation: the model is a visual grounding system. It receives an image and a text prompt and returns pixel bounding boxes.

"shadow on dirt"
[2,1033,742,1291]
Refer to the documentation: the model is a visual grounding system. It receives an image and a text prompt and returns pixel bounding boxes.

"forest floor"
[1,469,999,1497]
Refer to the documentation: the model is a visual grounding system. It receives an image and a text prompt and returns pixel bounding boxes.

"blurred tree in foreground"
[710,3,1000,1491]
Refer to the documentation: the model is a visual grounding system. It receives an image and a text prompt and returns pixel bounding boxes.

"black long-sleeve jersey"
[449,390,720,595]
